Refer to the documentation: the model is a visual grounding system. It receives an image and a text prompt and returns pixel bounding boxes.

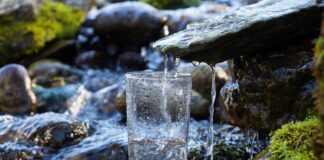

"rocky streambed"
[0,0,323,159]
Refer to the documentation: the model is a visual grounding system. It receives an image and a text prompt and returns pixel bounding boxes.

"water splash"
[206,65,217,160]
[192,61,200,67]
[246,130,260,159]
[163,25,170,36]
[162,54,171,122]
[174,57,180,77]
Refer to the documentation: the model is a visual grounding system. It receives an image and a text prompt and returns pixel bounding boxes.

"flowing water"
[206,65,217,160]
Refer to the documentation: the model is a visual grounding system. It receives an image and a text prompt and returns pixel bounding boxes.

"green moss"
[268,117,320,160]
[313,29,324,160]
[141,0,200,9]
[0,1,85,64]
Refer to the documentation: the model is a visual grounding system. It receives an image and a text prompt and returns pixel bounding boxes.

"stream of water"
[206,65,217,160]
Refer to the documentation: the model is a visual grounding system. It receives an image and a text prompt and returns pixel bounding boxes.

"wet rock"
[153,0,324,63]
[220,41,315,133]
[0,142,44,160]
[33,84,82,113]
[0,64,36,115]
[118,51,147,71]
[161,2,228,34]
[0,0,38,21]
[29,60,83,87]
[93,1,164,46]
[0,113,92,149]
[29,121,90,149]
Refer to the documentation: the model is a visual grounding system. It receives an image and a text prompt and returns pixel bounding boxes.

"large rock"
[0,0,38,21]
[93,1,164,46]
[0,64,36,115]
[220,40,315,133]
[153,0,324,63]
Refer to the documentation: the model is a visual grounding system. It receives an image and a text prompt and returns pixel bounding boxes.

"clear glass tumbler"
[126,71,192,160]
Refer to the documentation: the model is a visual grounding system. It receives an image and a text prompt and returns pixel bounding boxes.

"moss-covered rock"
[141,0,200,9]
[313,20,324,160]
[0,1,84,64]
[267,117,320,160]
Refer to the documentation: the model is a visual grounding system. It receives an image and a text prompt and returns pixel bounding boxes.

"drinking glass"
[126,71,192,160]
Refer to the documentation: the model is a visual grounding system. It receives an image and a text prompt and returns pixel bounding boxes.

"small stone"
[0,64,36,115]
[29,60,82,87]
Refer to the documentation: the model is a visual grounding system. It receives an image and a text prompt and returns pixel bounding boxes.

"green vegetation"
[313,34,324,160]
[141,0,200,9]
[267,117,320,160]
[0,1,85,64]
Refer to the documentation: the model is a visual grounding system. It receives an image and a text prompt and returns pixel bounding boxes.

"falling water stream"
[206,65,217,160]
[162,54,171,122]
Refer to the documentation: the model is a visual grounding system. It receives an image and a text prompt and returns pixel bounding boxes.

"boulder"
[0,64,36,115]
[93,1,164,46]
[220,40,315,133]
[153,0,324,63]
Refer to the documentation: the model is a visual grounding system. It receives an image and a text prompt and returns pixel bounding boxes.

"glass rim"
[125,71,192,80]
